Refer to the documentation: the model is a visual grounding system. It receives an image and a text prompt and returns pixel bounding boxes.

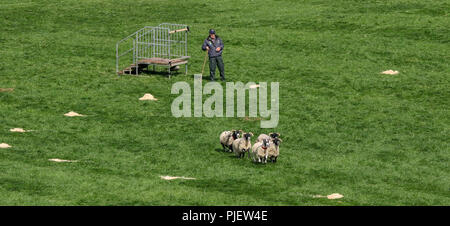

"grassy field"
[0,0,449,205]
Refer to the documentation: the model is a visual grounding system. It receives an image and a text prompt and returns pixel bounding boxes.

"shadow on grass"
[124,68,185,78]
[227,155,252,160]
[179,177,299,205]
[215,148,225,152]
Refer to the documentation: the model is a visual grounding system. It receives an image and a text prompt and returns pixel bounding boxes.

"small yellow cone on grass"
[10,128,30,133]
[0,143,12,148]
[48,158,78,163]
[64,111,85,117]
[327,193,344,199]
[160,176,196,180]
[139,93,158,101]
[313,193,344,200]
[0,88,14,92]
[381,70,399,75]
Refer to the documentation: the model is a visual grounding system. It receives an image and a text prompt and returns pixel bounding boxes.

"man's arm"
[202,39,209,51]
[215,38,224,52]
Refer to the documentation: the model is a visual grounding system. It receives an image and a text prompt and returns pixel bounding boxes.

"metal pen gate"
[116,23,190,78]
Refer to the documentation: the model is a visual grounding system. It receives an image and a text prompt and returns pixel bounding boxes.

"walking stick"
[201,50,208,75]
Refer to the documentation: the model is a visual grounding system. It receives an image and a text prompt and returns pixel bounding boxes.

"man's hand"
[206,46,210,50]
[216,47,221,52]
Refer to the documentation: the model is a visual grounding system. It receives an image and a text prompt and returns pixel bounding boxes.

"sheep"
[256,132,280,143]
[256,134,268,143]
[251,138,270,163]
[232,132,253,158]
[220,130,241,152]
[267,137,282,163]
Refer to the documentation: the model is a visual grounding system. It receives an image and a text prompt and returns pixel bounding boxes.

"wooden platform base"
[118,56,190,77]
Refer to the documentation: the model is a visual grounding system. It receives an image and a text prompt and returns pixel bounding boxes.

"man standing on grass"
[202,29,225,81]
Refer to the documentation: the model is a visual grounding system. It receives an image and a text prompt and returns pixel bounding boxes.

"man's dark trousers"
[209,56,225,81]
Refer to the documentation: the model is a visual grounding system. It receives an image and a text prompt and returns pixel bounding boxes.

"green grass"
[0,0,449,205]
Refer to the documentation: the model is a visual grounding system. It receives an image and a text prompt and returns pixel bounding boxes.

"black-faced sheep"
[267,137,282,163]
[251,138,270,163]
[232,132,253,158]
[220,130,241,152]
[256,133,280,143]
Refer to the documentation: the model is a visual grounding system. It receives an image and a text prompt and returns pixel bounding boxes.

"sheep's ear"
[269,133,273,136]
[231,130,235,133]
[278,138,283,142]
[249,132,253,136]
[276,133,280,137]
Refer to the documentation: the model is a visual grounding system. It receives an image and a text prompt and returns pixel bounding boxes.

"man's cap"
[209,29,215,34]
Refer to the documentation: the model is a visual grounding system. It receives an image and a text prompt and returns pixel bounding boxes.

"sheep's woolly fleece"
[64,111,85,117]
[313,193,344,199]
[139,93,158,101]
[160,176,196,180]
[48,158,78,163]
[10,128,31,133]
[0,143,12,148]
[381,70,399,75]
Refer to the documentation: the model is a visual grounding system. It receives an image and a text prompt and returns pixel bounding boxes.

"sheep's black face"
[273,137,282,146]
[270,133,280,139]
[244,132,252,141]
[232,131,240,139]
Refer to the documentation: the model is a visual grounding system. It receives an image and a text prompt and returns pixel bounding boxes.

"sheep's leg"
[274,157,278,163]
[221,144,226,151]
